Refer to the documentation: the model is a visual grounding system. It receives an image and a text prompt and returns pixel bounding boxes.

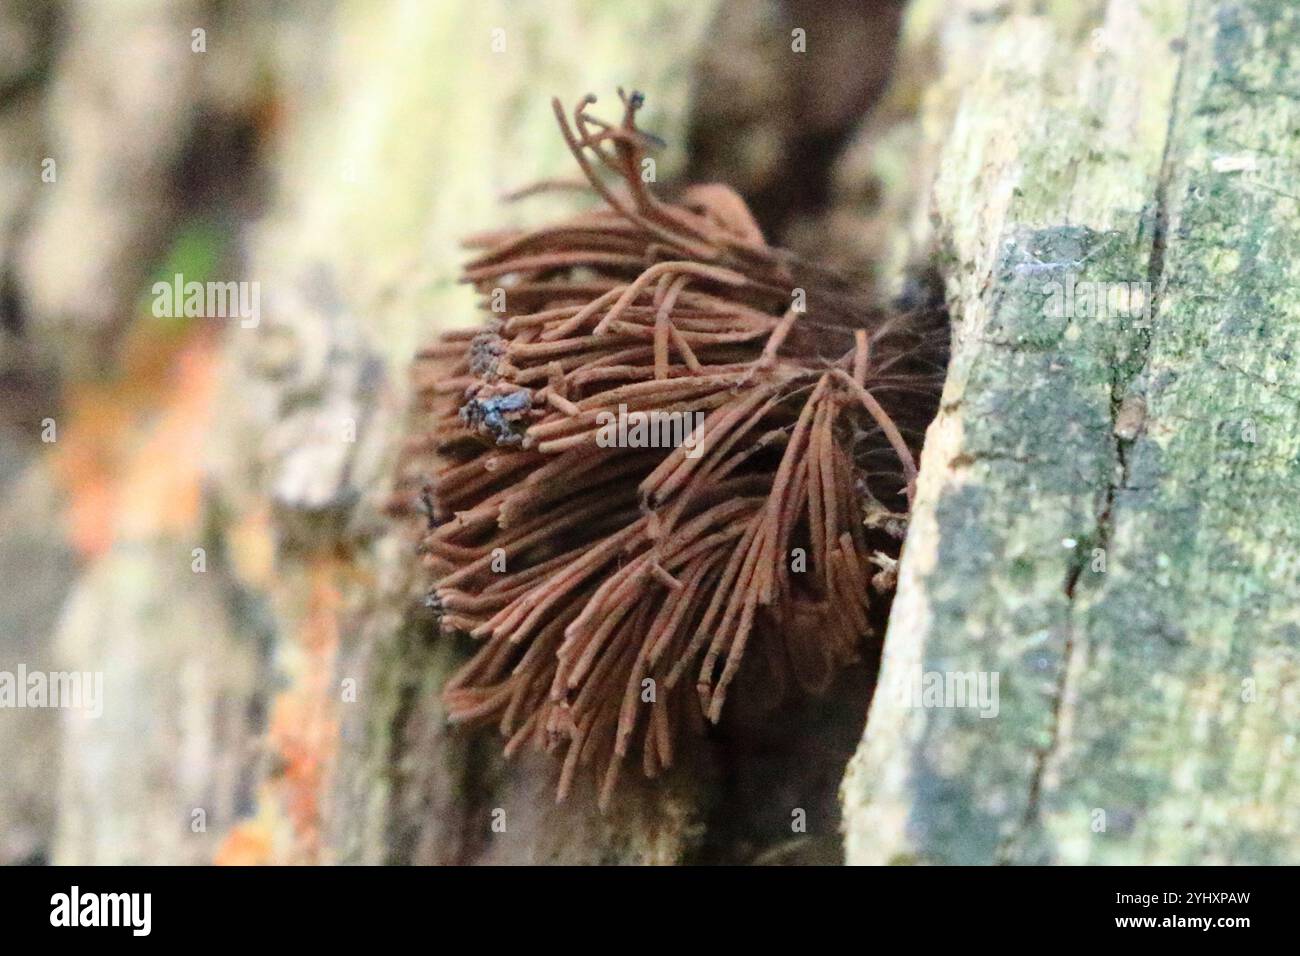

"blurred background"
[0,0,943,864]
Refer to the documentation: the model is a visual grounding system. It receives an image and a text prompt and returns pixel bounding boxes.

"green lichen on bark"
[1032,0,1300,864]
[845,0,1300,864]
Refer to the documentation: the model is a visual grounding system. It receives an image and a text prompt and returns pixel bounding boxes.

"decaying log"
[844,0,1300,865]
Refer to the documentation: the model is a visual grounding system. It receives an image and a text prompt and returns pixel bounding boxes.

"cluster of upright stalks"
[391,91,945,807]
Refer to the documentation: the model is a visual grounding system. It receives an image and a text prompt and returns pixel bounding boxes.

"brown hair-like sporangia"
[390,90,945,808]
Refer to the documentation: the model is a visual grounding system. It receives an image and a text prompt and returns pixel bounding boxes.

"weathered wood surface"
[203,0,721,865]
[844,0,1300,864]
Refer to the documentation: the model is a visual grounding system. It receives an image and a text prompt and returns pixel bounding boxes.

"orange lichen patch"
[267,692,334,855]
[117,337,221,538]
[209,540,373,864]
[233,554,345,864]
[226,503,276,588]
[49,324,222,557]
[49,391,132,558]
[61,478,119,560]
[214,817,275,866]
[300,556,346,653]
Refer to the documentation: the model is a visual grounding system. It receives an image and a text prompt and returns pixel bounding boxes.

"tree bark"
[844,0,1300,865]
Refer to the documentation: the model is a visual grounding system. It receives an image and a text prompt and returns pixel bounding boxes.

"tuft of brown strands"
[389,90,946,809]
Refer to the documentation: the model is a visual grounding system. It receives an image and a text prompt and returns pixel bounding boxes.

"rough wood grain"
[844,0,1300,864]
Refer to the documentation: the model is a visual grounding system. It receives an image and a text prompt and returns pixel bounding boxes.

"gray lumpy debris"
[469,331,506,378]
[460,388,531,445]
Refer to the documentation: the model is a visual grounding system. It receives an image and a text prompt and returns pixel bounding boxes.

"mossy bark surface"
[844,0,1300,864]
